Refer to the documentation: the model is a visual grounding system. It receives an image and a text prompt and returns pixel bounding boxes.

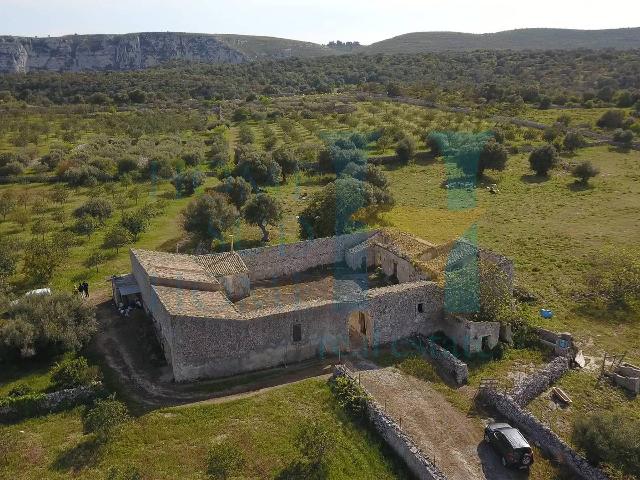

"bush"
[206,441,245,479]
[171,169,204,196]
[572,161,599,184]
[612,128,634,147]
[596,110,625,129]
[50,356,100,390]
[587,249,640,309]
[120,210,148,240]
[528,144,558,176]
[330,375,368,419]
[83,396,129,442]
[6,383,35,397]
[0,161,24,177]
[182,151,203,167]
[395,136,416,164]
[573,412,640,477]
[478,139,508,177]
[563,132,586,152]
[74,197,113,222]
[0,293,97,360]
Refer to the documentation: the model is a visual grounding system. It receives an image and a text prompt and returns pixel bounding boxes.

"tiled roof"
[196,251,248,277]
[152,285,241,319]
[132,249,214,285]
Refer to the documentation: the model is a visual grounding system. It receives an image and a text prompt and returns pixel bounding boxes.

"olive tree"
[243,193,283,242]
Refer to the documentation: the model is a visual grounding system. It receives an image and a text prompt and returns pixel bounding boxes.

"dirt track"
[348,361,528,480]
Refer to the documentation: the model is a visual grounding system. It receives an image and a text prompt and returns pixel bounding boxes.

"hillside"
[1,28,639,73]
[0,32,338,73]
[365,28,640,54]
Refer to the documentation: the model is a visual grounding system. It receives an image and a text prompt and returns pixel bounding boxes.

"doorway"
[348,311,373,351]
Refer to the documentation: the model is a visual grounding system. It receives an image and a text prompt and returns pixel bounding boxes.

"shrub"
[182,151,203,167]
[563,132,586,152]
[234,147,282,186]
[171,169,204,196]
[74,215,100,237]
[596,110,625,129]
[395,136,416,164]
[573,412,640,477]
[206,441,245,479]
[572,161,599,184]
[612,128,634,147]
[330,375,368,419]
[6,383,35,397]
[0,293,96,360]
[105,465,143,480]
[117,157,139,175]
[103,225,134,253]
[22,237,68,283]
[50,356,100,390]
[83,396,129,442]
[63,164,107,187]
[587,249,640,309]
[0,161,24,177]
[528,144,558,176]
[74,198,113,222]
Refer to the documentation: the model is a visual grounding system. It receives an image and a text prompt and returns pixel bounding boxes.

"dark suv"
[484,422,534,469]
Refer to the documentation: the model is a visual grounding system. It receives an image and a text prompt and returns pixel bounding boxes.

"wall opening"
[481,335,491,352]
[292,324,302,342]
[417,303,424,313]
[348,311,373,351]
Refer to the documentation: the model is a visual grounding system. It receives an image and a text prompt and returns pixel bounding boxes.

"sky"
[1,0,639,45]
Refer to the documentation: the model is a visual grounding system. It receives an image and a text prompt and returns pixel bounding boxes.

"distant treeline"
[1,50,639,108]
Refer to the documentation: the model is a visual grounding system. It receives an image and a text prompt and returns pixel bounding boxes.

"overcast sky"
[1,0,639,45]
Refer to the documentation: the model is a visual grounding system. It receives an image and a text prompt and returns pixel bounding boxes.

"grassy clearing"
[0,379,409,480]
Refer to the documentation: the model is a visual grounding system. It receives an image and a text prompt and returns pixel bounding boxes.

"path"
[347,359,527,480]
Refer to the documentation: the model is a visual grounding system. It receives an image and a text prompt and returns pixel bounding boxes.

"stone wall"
[332,365,448,480]
[417,335,469,385]
[479,388,607,480]
[238,231,375,281]
[0,385,102,422]
[169,280,444,382]
[510,357,570,407]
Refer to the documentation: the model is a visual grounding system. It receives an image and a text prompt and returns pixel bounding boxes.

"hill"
[0,32,338,73]
[1,28,639,73]
[364,28,640,54]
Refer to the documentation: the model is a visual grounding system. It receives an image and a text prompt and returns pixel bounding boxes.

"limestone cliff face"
[0,33,249,73]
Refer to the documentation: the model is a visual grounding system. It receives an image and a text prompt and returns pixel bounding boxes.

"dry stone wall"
[417,335,468,385]
[510,357,570,407]
[332,365,448,480]
[0,384,102,422]
[238,231,375,281]
[480,388,607,480]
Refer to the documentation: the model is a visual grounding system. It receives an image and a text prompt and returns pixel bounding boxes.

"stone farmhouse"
[115,230,514,382]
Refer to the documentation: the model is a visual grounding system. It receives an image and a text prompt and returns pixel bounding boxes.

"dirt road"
[347,361,528,480]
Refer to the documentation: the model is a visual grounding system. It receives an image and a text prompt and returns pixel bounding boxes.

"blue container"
[540,309,553,319]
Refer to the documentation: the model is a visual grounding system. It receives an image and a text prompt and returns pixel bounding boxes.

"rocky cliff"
[0,32,333,73]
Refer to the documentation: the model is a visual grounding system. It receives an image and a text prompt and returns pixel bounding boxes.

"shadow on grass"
[567,181,594,192]
[520,174,550,184]
[51,436,102,473]
[571,301,638,325]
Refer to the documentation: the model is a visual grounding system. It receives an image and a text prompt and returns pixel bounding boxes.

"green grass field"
[1,96,639,479]
[0,379,409,480]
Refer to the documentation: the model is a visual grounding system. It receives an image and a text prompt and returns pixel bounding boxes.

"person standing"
[82,281,89,298]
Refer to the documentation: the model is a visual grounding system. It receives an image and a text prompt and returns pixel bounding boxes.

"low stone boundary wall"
[479,388,608,480]
[417,335,468,385]
[510,357,570,407]
[332,365,448,480]
[0,384,103,422]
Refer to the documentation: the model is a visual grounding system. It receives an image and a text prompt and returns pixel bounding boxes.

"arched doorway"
[348,311,373,352]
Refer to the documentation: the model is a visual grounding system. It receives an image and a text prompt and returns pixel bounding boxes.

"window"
[292,324,302,342]
[417,303,424,313]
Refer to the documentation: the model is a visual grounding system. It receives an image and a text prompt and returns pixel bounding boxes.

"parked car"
[484,422,534,469]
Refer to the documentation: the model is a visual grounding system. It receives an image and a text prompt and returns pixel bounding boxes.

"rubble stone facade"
[126,230,513,382]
